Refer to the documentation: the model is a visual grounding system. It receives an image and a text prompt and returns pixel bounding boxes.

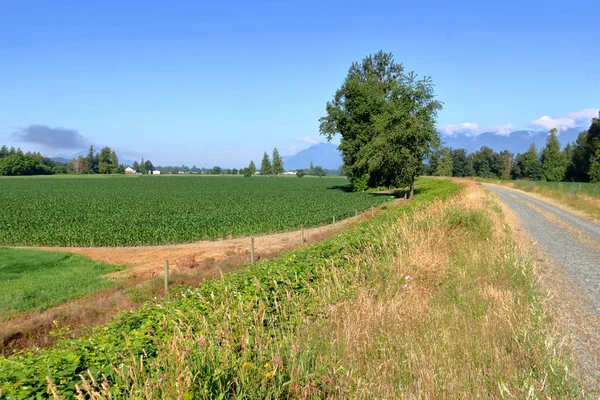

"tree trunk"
[409,177,415,199]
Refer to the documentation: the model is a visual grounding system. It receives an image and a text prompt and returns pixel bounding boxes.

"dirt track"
[485,183,600,389]
[28,211,372,279]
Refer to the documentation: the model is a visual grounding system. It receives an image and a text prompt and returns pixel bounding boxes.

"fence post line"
[164,260,169,296]
[250,237,255,263]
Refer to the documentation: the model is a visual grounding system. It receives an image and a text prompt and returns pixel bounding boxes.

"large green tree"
[98,147,112,174]
[319,51,442,198]
[272,148,284,175]
[540,128,566,182]
[451,148,473,177]
[260,152,271,175]
[0,145,8,158]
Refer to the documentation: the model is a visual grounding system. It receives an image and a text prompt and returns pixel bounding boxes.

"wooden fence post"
[250,237,255,263]
[301,225,304,244]
[164,260,169,295]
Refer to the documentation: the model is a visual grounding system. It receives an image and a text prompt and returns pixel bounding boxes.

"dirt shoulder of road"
[488,181,600,224]
[486,184,600,393]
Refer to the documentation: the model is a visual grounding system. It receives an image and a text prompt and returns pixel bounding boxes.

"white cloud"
[531,108,600,132]
[295,136,319,144]
[439,122,480,136]
[489,124,515,136]
[439,122,515,137]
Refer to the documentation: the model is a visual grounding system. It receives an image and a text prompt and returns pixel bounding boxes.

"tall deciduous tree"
[272,148,284,175]
[541,128,566,182]
[260,152,271,175]
[319,51,442,198]
[98,147,112,174]
[110,151,119,174]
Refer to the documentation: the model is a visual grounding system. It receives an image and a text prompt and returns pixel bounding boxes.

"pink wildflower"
[198,337,206,345]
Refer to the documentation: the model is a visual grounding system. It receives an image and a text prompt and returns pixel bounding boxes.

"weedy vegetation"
[479,178,600,221]
[0,178,582,398]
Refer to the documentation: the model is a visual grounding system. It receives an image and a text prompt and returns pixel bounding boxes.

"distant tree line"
[67,145,126,174]
[0,146,66,176]
[427,114,600,183]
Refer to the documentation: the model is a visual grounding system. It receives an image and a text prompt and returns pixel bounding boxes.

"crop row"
[0,176,393,246]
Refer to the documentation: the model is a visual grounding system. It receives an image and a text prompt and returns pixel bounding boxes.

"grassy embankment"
[0,248,122,320]
[0,178,581,398]
[478,178,600,220]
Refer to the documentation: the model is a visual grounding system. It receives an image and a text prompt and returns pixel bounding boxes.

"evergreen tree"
[139,157,146,174]
[9,147,16,155]
[541,128,566,182]
[272,148,284,175]
[435,147,453,176]
[522,144,542,180]
[248,160,256,174]
[260,152,271,175]
[132,160,140,172]
[0,145,8,158]
[86,145,97,173]
[308,161,315,175]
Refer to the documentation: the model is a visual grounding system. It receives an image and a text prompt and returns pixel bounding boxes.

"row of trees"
[427,114,600,182]
[67,146,123,174]
[258,148,284,175]
[0,146,66,176]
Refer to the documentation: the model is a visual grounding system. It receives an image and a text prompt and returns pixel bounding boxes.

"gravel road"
[485,184,600,314]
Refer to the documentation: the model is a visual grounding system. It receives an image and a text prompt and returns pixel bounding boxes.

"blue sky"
[0,0,598,167]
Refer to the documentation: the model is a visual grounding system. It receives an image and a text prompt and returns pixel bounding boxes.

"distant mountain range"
[52,151,135,167]
[441,127,584,155]
[283,142,342,170]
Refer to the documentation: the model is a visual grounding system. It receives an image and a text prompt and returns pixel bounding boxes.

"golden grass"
[297,182,580,398]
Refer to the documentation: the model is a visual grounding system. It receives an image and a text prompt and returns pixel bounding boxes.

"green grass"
[512,180,600,198]
[0,248,122,319]
[0,175,394,246]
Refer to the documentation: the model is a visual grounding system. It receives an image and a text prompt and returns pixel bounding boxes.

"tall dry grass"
[60,183,580,399]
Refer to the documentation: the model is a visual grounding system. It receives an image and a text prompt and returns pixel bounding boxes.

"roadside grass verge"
[0,248,123,320]
[0,178,581,398]
[475,178,600,221]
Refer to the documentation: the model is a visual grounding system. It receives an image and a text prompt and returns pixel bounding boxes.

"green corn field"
[0,175,394,246]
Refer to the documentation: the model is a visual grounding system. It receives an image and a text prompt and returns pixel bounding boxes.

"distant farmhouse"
[125,167,136,174]
[152,170,161,175]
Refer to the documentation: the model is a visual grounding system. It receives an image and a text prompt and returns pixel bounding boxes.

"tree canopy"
[319,51,442,197]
